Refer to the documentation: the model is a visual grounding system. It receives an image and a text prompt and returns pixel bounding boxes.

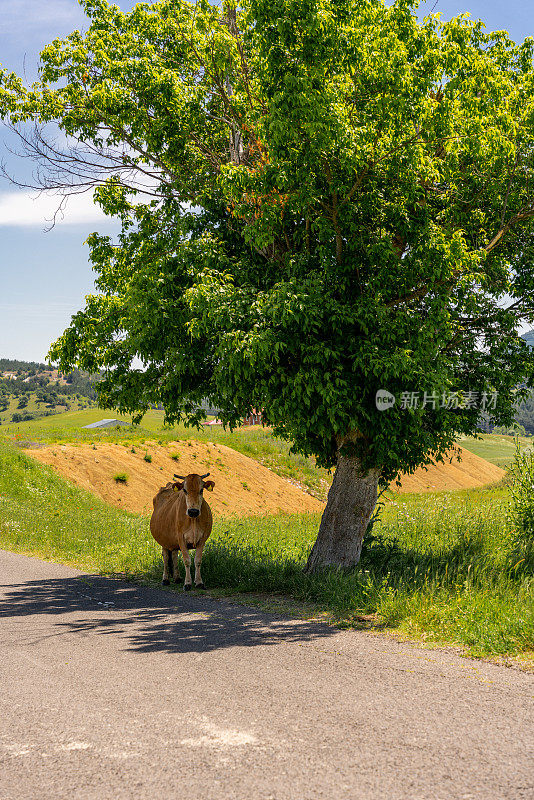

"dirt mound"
[26,440,504,517]
[394,446,505,493]
[27,440,324,517]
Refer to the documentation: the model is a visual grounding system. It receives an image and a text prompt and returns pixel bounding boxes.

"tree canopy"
[2,0,534,488]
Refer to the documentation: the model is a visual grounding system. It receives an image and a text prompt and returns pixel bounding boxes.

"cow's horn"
[174,474,186,480]
[201,472,210,479]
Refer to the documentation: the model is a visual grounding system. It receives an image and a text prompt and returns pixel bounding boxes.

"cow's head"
[173,472,215,517]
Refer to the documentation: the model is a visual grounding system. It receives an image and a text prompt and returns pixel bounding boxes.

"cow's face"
[177,474,215,518]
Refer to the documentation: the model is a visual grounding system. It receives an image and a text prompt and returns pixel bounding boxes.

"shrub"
[143,452,152,463]
[113,472,128,484]
[170,452,180,461]
[508,439,534,549]
[493,423,527,436]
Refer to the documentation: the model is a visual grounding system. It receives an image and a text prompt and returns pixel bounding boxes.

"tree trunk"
[305,446,380,573]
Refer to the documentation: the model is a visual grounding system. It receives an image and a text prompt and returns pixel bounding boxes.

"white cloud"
[0,189,118,228]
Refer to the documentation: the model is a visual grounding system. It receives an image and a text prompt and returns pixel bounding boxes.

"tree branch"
[485,205,534,254]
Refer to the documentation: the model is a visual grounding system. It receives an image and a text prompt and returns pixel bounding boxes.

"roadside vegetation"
[1,441,532,664]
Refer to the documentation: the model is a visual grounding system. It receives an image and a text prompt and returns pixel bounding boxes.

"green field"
[1,441,532,664]
[458,433,533,469]
[0,406,151,435]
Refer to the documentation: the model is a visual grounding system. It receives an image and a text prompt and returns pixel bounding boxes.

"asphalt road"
[0,549,533,800]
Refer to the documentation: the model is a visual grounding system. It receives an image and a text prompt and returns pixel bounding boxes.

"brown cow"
[150,472,215,590]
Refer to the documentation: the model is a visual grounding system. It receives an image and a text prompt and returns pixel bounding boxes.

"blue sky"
[0,0,533,362]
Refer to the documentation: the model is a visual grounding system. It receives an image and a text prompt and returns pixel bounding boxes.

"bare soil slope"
[26,441,504,516]
[27,440,324,517]
[394,446,506,493]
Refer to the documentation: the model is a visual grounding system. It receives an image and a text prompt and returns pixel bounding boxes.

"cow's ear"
[204,480,215,492]
[173,481,184,492]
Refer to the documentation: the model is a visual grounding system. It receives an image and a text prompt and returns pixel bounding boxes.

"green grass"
[0,406,148,437]
[1,441,532,663]
[458,433,533,468]
[0,443,152,573]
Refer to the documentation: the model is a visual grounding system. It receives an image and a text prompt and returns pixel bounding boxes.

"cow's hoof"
[195,583,206,591]
[162,579,170,586]
[184,584,192,592]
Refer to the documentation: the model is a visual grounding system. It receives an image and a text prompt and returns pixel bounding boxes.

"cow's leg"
[194,543,206,589]
[161,547,172,586]
[171,549,181,583]
[178,542,193,591]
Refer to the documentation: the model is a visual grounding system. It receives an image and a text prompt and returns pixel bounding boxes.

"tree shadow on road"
[0,573,338,654]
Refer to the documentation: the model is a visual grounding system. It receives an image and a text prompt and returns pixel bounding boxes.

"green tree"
[3,0,534,570]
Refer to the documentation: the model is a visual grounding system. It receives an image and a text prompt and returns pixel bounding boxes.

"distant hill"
[0,358,49,373]
[0,358,98,426]
[522,329,534,349]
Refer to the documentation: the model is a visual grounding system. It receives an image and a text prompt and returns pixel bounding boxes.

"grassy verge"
[1,442,532,664]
